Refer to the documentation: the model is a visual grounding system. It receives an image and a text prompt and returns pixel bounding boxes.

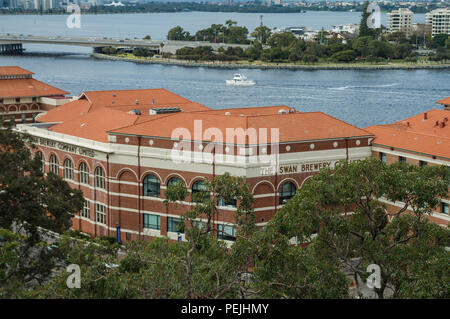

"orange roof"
[436,97,450,106]
[37,88,371,145]
[111,110,372,144]
[36,99,91,123]
[48,109,141,143]
[366,108,450,160]
[0,78,68,98]
[0,66,33,77]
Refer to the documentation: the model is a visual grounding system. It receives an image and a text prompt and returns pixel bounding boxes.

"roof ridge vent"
[150,107,181,115]
[278,109,287,114]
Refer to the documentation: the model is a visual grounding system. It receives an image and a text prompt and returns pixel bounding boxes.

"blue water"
[0,12,448,129]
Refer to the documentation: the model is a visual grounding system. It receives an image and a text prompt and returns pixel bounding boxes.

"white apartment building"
[331,24,360,34]
[426,8,450,36]
[388,8,414,35]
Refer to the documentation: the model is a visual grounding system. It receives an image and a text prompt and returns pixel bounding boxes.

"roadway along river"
[0,12,448,128]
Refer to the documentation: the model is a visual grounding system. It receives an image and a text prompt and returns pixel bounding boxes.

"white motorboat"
[226,74,256,86]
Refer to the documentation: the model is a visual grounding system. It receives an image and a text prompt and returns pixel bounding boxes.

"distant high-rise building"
[388,8,414,35]
[426,8,450,36]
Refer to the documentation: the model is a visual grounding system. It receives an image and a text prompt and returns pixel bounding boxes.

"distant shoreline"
[92,53,450,71]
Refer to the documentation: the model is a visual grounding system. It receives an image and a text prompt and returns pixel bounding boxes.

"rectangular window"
[95,203,106,224]
[218,224,236,241]
[82,200,90,218]
[218,197,237,208]
[32,97,37,102]
[419,160,428,167]
[399,156,406,163]
[143,214,160,230]
[379,152,386,163]
[167,217,183,233]
[442,202,449,215]
[15,98,20,103]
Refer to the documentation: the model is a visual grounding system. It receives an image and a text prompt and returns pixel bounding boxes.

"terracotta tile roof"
[36,99,91,123]
[37,88,371,145]
[0,78,68,98]
[0,66,33,76]
[48,109,141,143]
[111,110,372,144]
[365,108,450,160]
[436,97,450,106]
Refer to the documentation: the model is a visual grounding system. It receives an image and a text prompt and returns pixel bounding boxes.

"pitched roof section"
[111,110,372,144]
[365,108,450,160]
[38,88,371,144]
[436,97,450,106]
[0,66,34,77]
[37,88,211,142]
[0,78,68,98]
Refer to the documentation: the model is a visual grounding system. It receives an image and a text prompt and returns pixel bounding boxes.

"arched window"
[143,174,160,197]
[79,162,89,184]
[192,180,208,202]
[94,166,105,189]
[167,177,183,187]
[279,182,296,205]
[35,151,44,173]
[64,158,74,180]
[49,155,59,175]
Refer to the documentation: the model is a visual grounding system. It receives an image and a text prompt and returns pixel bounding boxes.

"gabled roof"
[365,108,450,160]
[0,66,33,77]
[0,78,68,98]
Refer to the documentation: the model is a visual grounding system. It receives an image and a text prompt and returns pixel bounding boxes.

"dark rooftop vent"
[150,107,181,115]
[129,109,141,115]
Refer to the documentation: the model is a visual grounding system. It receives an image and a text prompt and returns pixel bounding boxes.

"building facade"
[365,97,450,227]
[388,8,414,35]
[426,8,450,36]
[0,66,71,124]
[16,88,373,243]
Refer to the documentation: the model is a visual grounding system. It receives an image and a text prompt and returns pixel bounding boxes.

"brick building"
[0,66,71,124]
[365,97,450,226]
[16,88,373,243]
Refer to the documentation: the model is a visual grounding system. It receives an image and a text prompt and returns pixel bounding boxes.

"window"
[35,151,44,173]
[379,152,386,163]
[192,180,209,202]
[143,214,160,230]
[15,98,20,103]
[21,113,26,123]
[81,200,90,218]
[442,202,449,215]
[79,162,89,184]
[218,224,236,241]
[143,174,160,197]
[399,156,406,163]
[218,197,237,208]
[279,182,296,205]
[419,160,428,167]
[167,217,184,233]
[167,177,182,187]
[49,155,59,175]
[95,203,106,224]
[32,97,37,102]
[63,158,74,180]
[94,166,105,189]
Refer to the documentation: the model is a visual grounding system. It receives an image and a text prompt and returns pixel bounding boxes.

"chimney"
[424,112,427,120]
[407,121,410,127]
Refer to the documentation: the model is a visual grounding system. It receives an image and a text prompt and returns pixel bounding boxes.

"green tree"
[368,39,394,58]
[273,158,450,298]
[0,119,84,297]
[331,50,357,62]
[167,26,192,41]
[352,36,373,57]
[359,1,376,37]
[250,25,272,44]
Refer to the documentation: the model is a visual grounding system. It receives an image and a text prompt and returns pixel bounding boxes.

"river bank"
[92,53,450,70]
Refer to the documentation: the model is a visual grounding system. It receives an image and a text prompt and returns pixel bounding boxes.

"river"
[0,12,448,128]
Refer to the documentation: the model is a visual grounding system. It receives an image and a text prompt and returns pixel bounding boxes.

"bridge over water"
[0,34,250,54]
